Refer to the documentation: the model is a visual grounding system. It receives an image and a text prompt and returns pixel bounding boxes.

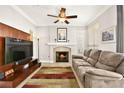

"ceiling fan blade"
[66,15,77,19]
[54,20,59,23]
[64,20,69,24]
[47,14,58,17]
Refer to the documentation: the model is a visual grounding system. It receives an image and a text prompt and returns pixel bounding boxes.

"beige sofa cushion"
[84,49,92,57]
[72,59,91,67]
[85,73,122,81]
[85,73,124,88]
[72,59,85,62]
[75,61,91,66]
[87,69,123,79]
[72,55,83,59]
[74,61,91,69]
[95,62,115,71]
[77,66,96,82]
[72,59,91,71]
[87,58,96,66]
[82,55,88,61]
[95,51,124,71]
[72,49,92,61]
[116,60,124,74]
[87,49,101,66]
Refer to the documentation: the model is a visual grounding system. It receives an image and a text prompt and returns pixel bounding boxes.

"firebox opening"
[56,51,69,62]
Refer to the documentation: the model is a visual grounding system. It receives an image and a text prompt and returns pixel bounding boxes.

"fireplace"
[53,46,71,63]
[56,51,69,62]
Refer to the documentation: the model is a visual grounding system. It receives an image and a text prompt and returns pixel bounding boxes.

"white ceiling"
[13,5,111,27]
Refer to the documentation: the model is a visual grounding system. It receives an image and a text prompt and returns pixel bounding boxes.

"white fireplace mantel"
[47,42,76,46]
[46,42,76,63]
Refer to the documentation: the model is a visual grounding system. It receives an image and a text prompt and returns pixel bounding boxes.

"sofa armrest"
[86,69,123,80]
[72,55,83,59]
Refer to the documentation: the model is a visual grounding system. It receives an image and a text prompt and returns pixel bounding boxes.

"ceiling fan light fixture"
[47,7,77,24]
[58,18,65,22]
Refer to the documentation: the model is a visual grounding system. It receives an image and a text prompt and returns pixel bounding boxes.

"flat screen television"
[5,37,33,64]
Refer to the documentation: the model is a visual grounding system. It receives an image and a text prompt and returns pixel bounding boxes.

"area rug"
[22,67,79,88]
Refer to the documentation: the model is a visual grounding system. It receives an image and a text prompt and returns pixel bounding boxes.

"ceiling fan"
[47,8,77,24]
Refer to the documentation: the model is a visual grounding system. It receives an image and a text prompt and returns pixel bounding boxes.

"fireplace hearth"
[56,51,69,62]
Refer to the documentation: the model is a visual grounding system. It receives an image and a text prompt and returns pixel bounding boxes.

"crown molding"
[87,5,112,25]
[11,5,37,26]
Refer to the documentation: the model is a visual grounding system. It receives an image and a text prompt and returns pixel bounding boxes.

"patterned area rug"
[22,67,79,88]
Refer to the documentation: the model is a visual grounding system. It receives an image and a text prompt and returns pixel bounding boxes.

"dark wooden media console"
[0,59,41,88]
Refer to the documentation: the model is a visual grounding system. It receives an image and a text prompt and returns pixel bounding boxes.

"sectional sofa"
[72,49,124,88]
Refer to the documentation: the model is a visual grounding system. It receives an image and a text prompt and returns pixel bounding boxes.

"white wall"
[49,26,88,54]
[35,27,50,62]
[0,5,35,33]
[35,26,88,62]
[88,6,117,52]
[0,5,38,58]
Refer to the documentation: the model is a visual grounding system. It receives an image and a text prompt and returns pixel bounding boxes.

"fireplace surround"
[53,46,71,63]
[47,43,76,63]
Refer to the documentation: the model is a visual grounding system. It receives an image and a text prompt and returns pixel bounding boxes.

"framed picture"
[57,28,67,42]
[101,26,116,43]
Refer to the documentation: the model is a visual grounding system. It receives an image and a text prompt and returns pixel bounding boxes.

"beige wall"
[88,6,117,52]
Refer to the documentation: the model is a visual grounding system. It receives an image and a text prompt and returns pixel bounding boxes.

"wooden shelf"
[0,59,41,88]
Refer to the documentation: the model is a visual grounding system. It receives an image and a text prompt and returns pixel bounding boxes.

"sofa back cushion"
[84,49,92,57]
[95,62,115,71]
[82,55,88,61]
[87,49,101,66]
[95,51,124,71]
[116,60,124,74]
